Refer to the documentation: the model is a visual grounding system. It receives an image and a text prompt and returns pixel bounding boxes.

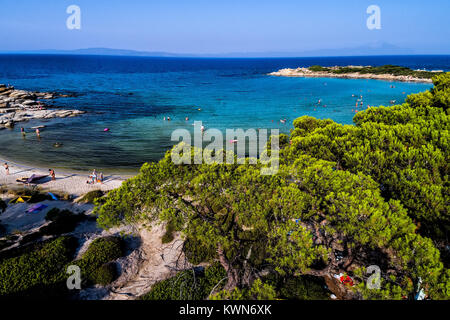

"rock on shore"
[0,84,85,128]
[268,67,433,83]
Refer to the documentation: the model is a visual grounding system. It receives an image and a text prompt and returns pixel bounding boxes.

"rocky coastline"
[268,66,435,83]
[0,84,85,129]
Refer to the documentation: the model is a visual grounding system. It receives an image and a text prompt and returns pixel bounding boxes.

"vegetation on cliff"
[308,64,443,79]
[95,73,450,300]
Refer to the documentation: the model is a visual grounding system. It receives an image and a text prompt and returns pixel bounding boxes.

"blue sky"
[0,0,449,54]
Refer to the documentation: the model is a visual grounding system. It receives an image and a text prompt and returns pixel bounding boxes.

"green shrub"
[183,236,217,265]
[71,236,124,286]
[90,262,117,286]
[40,210,84,236]
[161,220,176,244]
[140,262,226,300]
[80,190,104,203]
[0,236,78,297]
[308,65,330,72]
[278,276,329,300]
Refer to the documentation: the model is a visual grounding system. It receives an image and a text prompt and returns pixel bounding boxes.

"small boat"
[53,142,63,148]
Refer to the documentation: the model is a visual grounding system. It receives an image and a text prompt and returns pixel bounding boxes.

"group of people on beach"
[87,169,104,185]
[3,162,104,186]
[3,162,56,182]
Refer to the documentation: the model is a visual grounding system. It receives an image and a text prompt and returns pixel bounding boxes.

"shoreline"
[268,67,435,83]
[0,156,133,197]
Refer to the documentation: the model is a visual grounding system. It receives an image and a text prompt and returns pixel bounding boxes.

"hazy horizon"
[0,0,449,55]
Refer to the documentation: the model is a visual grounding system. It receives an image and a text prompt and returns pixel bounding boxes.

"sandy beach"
[0,159,128,198]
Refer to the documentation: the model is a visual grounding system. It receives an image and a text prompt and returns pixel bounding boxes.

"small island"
[268,64,443,83]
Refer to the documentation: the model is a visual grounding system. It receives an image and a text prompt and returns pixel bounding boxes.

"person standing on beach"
[91,169,97,184]
[4,163,9,175]
[49,169,56,181]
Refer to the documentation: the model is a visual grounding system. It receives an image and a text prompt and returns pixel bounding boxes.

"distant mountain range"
[2,42,419,58]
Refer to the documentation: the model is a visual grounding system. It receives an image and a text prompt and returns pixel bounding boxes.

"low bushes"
[0,236,79,297]
[308,65,330,72]
[263,273,330,300]
[161,220,176,244]
[70,236,124,286]
[40,209,84,236]
[90,262,117,286]
[140,262,226,300]
[80,190,104,204]
[0,235,125,299]
[183,236,217,265]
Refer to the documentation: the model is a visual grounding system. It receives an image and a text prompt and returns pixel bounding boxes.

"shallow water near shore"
[0,54,448,171]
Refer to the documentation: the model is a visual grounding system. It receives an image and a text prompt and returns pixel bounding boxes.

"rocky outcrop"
[0,84,85,127]
[268,67,434,83]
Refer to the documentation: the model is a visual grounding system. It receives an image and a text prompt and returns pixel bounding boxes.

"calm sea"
[0,54,448,172]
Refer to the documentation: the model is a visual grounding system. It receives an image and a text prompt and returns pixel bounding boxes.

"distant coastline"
[268,65,441,83]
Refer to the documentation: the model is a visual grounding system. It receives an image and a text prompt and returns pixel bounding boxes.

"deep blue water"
[0,54,448,172]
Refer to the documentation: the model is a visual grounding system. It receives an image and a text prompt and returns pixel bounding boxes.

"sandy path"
[105,224,187,300]
[75,223,188,300]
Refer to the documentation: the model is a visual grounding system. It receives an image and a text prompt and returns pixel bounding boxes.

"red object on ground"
[340,275,354,286]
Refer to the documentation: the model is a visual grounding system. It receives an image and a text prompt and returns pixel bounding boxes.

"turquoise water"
[0,55,444,172]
